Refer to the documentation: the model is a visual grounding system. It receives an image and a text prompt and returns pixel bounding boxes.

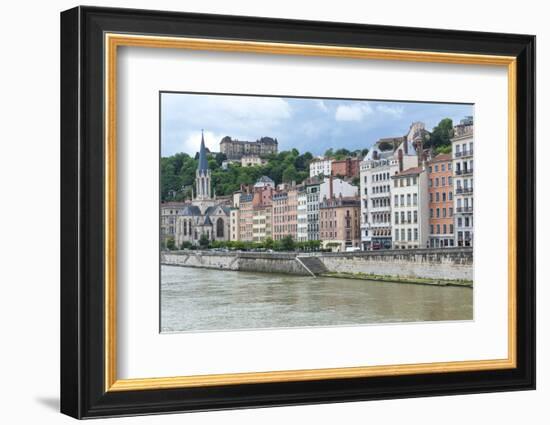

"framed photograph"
[60,6,535,419]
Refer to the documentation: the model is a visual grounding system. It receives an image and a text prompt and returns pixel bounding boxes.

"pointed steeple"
[198,129,208,173]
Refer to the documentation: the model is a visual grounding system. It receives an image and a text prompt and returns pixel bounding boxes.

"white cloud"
[376,104,405,119]
[180,130,224,155]
[315,99,329,112]
[334,103,373,121]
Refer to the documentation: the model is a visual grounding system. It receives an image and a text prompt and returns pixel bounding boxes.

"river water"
[161,265,473,333]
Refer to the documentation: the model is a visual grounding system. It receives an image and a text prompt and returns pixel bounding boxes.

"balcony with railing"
[454,149,474,158]
[455,168,474,176]
[456,206,473,214]
[455,187,474,195]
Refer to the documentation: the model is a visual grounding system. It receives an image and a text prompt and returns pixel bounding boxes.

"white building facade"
[359,139,418,250]
[309,158,332,177]
[391,167,430,249]
[297,189,308,242]
[452,118,474,247]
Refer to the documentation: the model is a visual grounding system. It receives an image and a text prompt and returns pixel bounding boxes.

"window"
[430,225,434,234]
[435,177,439,187]
[443,208,447,218]
[441,164,446,172]
[443,224,447,234]
[436,192,440,202]
[395,212,399,224]
[395,229,399,240]
[407,194,411,206]
[441,176,446,186]
[429,179,433,187]
[458,217,463,227]
[465,217,470,227]
[430,208,434,218]
[406,177,411,186]
[413,176,417,185]
[401,211,405,223]
[437,224,441,234]
[413,211,418,223]
[450,224,454,233]
[407,211,411,223]
[401,229,405,241]
[450,207,453,216]
[442,192,446,202]
[407,229,412,241]
[414,228,418,241]
[400,195,405,206]
[429,193,433,202]
[436,208,440,218]
[413,193,418,205]
[449,191,453,201]
[428,166,433,173]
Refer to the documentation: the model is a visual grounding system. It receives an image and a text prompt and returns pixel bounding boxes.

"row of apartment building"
[228,175,361,251]
[359,118,474,250]
[161,118,474,252]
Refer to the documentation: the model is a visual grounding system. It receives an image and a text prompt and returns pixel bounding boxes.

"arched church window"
[216,217,224,238]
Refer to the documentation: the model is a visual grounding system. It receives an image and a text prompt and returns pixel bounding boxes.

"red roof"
[394,167,424,177]
[430,153,452,162]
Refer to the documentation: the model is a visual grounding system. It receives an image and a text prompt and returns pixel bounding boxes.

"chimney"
[403,138,408,155]
[329,175,333,200]
[398,149,404,172]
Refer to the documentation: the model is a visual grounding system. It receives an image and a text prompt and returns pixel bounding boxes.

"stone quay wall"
[161,248,473,281]
[161,251,310,275]
[318,248,473,281]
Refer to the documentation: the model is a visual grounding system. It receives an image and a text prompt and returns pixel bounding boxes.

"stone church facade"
[174,132,231,247]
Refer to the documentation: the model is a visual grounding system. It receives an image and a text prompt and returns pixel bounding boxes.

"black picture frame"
[61,5,536,419]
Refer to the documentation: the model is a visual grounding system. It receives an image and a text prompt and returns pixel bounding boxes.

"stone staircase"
[297,256,328,276]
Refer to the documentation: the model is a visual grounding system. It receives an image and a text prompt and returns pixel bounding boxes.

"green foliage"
[165,237,176,251]
[180,241,193,250]
[199,233,210,248]
[161,149,320,201]
[280,235,295,251]
[435,144,452,155]
[378,141,394,151]
[426,118,454,150]
[351,176,360,187]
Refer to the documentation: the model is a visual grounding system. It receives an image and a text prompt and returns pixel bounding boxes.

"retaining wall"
[161,248,473,280]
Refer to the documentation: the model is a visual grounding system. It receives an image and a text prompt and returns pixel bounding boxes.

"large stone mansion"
[219,135,278,160]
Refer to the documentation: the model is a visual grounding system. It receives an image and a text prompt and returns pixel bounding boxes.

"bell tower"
[195,130,211,200]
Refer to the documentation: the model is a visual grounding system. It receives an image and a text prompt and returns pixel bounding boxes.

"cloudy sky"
[161,92,473,157]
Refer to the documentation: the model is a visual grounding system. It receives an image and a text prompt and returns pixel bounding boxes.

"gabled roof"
[180,205,202,216]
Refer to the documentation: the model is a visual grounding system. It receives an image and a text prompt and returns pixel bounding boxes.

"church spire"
[198,129,208,173]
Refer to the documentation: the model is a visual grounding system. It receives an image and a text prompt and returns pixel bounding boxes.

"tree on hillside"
[427,118,454,150]
[282,164,298,183]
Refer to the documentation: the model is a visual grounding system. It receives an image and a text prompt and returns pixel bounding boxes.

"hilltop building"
[220,136,278,160]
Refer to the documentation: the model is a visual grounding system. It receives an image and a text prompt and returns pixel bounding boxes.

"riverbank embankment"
[161,248,473,286]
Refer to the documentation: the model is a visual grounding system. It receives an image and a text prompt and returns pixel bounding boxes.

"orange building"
[427,153,454,248]
[331,157,360,179]
[319,196,361,252]
[272,188,298,240]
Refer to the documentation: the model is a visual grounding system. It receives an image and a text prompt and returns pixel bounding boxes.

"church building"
[174,131,231,247]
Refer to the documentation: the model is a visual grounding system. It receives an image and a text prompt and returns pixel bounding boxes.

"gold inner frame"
[104,33,517,392]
